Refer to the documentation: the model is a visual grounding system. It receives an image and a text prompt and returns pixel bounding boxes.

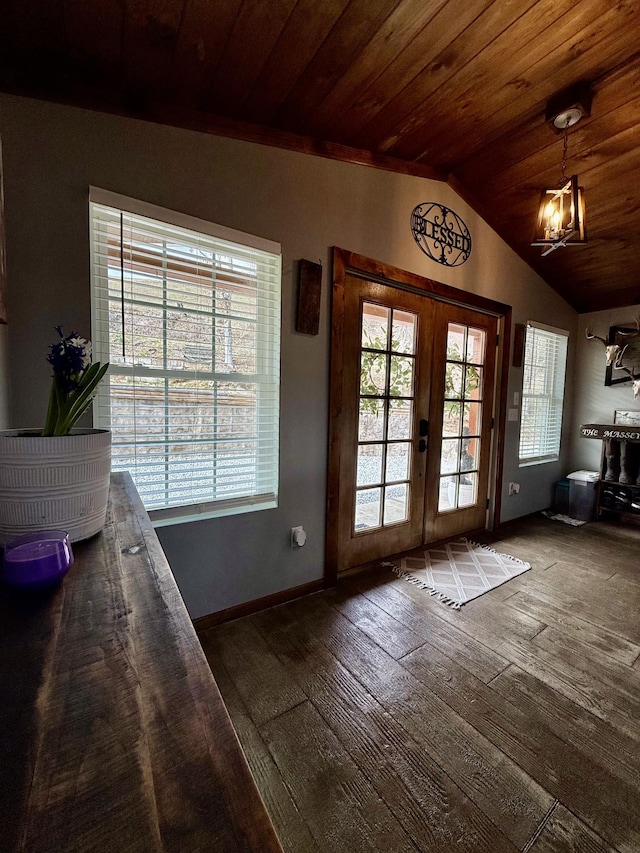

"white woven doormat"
[385,538,531,610]
[541,509,587,526]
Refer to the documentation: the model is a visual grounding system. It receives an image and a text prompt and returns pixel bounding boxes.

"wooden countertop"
[0,472,283,853]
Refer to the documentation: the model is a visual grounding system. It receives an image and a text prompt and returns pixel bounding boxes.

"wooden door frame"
[326,247,512,585]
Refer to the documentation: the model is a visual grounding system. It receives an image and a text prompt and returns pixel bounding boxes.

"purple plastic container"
[3,530,74,590]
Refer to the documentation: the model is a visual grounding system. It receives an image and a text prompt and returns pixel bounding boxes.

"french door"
[334,272,498,572]
[424,303,497,543]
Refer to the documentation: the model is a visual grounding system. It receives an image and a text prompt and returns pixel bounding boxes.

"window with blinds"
[518,321,569,465]
[89,189,282,524]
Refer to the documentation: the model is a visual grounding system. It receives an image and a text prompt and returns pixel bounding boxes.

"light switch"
[513,391,520,406]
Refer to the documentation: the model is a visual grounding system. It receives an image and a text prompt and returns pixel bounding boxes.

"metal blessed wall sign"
[410,203,472,267]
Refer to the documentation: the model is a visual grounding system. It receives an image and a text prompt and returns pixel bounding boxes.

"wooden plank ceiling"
[1,0,639,313]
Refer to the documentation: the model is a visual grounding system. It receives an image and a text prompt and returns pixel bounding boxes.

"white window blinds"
[89,189,281,523]
[519,321,569,465]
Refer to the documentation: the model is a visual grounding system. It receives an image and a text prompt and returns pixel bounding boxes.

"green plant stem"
[42,381,60,437]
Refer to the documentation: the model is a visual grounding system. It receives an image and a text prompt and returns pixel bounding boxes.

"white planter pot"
[0,428,111,546]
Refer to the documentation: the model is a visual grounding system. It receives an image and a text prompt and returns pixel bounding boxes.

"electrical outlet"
[291,526,307,548]
[508,482,520,495]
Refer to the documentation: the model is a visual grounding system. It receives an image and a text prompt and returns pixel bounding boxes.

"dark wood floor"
[199,516,640,853]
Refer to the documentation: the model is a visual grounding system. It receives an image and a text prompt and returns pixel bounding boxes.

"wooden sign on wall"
[0,137,7,324]
[513,323,526,367]
[296,259,322,335]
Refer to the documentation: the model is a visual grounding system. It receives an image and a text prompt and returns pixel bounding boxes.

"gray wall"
[0,95,579,618]
[569,304,640,472]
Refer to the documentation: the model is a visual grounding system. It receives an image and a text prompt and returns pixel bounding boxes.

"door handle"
[418,439,427,453]
[419,419,429,437]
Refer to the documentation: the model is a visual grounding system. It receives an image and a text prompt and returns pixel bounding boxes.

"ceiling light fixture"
[531,83,591,256]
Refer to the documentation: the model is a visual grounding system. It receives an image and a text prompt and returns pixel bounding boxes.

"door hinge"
[491,417,495,430]
[496,333,500,347]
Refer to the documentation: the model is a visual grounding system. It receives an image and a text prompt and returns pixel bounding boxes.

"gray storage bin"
[567,470,599,521]
[554,478,570,515]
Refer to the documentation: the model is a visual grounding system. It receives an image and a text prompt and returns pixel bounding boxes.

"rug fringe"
[388,564,462,609]
[462,537,531,568]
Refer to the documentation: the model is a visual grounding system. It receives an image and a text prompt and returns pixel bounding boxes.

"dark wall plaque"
[296,259,322,335]
[513,323,526,367]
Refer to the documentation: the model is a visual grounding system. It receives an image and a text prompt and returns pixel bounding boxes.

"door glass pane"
[360,352,387,395]
[440,439,460,473]
[357,445,383,486]
[359,398,386,441]
[445,363,463,398]
[355,488,382,530]
[386,442,411,482]
[362,303,389,350]
[439,475,456,512]
[388,399,412,439]
[467,328,486,363]
[462,402,481,436]
[461,437,478,471]
[439,323,486,513]
[354,302,418,533]
[392,310,416,354]
[389,356,414,397]
[465,365,482,399]
[442,405,461,437]
[459,473,477,507]
[447,323,466,360]
[384,484,408,525]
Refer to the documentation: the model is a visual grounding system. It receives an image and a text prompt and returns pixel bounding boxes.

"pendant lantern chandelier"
[531,84,590,256]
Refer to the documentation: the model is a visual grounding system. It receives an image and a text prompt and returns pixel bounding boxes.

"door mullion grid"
[355,306,417,530]
[380,309,396,523]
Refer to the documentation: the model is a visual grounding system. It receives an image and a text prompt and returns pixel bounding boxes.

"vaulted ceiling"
[1,0,639,313]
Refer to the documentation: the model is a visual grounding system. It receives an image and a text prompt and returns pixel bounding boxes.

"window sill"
[518,457,559,468]
[150,495,278,527]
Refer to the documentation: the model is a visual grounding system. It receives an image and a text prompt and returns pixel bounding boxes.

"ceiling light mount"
[552,107,582,130]
[545,81,592,132]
